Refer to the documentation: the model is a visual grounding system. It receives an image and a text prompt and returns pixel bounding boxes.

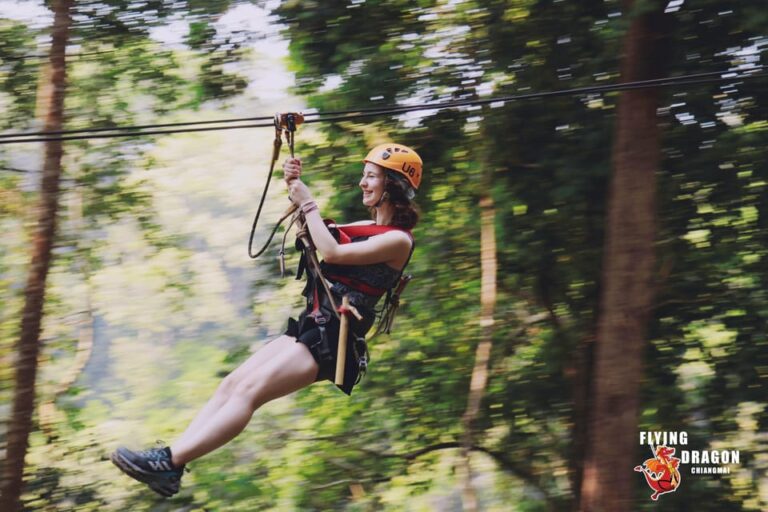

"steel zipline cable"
[0,68,765,145]
[0,69,736,138]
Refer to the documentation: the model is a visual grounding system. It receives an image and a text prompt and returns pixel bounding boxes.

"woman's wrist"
[300,199,318,215]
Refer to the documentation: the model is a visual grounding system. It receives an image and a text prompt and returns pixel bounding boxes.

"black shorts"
[286,308,373,396]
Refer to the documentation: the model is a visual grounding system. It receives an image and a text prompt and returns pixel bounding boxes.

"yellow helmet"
[363,143,423,190]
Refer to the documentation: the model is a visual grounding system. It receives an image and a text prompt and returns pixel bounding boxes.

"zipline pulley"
[248,112,304,259]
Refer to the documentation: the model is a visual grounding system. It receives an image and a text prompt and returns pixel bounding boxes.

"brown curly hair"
[369,171,420,230]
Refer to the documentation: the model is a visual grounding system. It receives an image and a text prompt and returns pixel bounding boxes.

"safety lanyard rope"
[249,112,341,319]
[247,113,302,259]
[372,238,415,338]
[294,213,341,320]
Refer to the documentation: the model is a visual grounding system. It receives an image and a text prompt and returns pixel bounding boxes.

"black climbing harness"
[320,223,415,337]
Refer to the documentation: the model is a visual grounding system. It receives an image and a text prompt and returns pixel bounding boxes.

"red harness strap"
[336,223,412,243]
[324,223,413,297]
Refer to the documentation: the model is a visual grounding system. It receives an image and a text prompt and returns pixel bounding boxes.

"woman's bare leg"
[169,336,318,466]
[173,336,294,447]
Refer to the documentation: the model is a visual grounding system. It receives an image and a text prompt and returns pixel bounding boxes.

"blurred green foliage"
[272,0,767,509]
[0,0,766,510]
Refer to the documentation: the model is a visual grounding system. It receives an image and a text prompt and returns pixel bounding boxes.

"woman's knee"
[231,372,270,409]
[230,346,319,408]
[216,373,240,400]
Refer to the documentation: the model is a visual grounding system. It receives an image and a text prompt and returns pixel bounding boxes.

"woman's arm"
[283,158,411,266]
[301,206,411,266]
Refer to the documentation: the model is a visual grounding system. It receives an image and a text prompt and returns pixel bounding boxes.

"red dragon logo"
[634,445,682,500]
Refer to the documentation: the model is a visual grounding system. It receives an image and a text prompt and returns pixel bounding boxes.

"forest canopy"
[0,1,766,511]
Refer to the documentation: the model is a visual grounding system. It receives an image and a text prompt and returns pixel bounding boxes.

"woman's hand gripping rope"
[283,157,314,208]
[277,157,315,275]
[335,296,362,386]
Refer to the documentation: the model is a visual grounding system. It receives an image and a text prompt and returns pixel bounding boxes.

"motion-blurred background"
[0,1,766,510]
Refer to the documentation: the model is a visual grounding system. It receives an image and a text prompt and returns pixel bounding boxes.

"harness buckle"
[353,336,369,384]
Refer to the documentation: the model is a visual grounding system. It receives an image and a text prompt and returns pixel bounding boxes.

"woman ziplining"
[110,141,423,497]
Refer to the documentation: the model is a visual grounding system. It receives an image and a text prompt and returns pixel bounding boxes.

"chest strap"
[333,223,413,244]
[322,222,413,297]
[323,272,389,297]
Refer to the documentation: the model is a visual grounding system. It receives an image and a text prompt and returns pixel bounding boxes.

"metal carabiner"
[275,112,304,158]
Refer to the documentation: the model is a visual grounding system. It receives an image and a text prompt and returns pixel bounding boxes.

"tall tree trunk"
[567,333,594,511]
[0,1,73,509]
[579,2,664,511]
[460,193,497,511]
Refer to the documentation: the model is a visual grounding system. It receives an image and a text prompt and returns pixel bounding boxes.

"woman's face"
[359,162,386,207]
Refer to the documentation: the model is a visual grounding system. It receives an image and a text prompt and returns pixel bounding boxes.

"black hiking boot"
[111,443,188,497]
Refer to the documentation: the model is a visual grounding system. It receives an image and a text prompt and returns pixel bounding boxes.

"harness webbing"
[290,220,415,332]
[328,223,416,336]
[335,223,412,242]
[322,273,389,297]
[294,214,340,320]
[324,223,414,301]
